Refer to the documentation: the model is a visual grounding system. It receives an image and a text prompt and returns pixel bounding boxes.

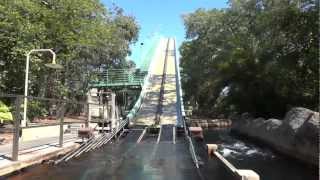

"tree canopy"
[0,0,139,100]
[180,0,318,118]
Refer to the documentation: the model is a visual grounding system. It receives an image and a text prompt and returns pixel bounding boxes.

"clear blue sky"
[102,0,228,66]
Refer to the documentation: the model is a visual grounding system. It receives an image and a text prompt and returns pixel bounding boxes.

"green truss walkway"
[90,69,146,89]
[90,37,159,89]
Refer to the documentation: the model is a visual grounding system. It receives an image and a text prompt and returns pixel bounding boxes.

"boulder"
[232,107,319,165]
[283,107,316,132]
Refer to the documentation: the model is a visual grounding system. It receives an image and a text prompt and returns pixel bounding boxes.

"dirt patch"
[0,132,12,145]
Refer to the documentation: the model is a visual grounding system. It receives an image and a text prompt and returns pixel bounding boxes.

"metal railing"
[188,136,199,168]
[0,93,106,161]
[171,38,200,168]
[139,37,160,72]
[55,117,128,164]
[91,69,146,87]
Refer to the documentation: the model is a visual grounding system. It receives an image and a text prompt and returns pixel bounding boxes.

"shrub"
[0,101,13,124]
[27,101,48,121]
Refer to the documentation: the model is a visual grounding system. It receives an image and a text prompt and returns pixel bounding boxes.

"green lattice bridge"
[90,37,159,89]
[90,69,146,89]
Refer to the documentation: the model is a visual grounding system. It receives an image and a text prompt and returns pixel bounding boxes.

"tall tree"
[180,0,318,118]
[0,0,139,100]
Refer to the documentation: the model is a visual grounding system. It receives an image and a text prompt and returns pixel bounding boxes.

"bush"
[27,101,48,121]
[0,101,13,124]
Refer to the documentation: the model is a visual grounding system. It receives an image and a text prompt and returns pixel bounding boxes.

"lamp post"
[23,49,63,127]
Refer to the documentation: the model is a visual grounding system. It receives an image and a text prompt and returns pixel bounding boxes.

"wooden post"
[12,96,22,161]
[173,126,176,144]
[237,170,260,180]
[59,103,65,147]
[86,103,90,128]
[207,144,218,158]
[102,103,105,132]
[111,93,116,130]
[86,92,91,128]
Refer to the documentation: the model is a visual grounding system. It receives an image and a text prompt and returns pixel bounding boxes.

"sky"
[102,0,228,67]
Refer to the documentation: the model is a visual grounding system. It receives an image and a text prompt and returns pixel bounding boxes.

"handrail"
[91,69,147,86]
[173,38,185,127]
[126,40,161,121]
[188,136,199,168]
[171,38,199,168]
[55,118,128,164]
[0,93,102,106]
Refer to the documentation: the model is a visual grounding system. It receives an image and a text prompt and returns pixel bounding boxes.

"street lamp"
[22,49,63,127]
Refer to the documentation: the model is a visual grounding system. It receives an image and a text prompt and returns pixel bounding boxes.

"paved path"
[0,133,80,176]
[0,134,78,156]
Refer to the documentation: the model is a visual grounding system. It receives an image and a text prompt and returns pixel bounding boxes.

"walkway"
[0,134,77,155]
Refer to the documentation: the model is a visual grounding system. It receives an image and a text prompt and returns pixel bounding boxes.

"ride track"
[55,38,177,164]
[9,38,208,180]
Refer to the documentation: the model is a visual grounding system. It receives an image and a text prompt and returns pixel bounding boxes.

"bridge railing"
[91,69,146,86]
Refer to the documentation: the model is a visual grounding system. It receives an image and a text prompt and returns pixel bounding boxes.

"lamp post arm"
[27,49,56,63]
[22,49,56,127]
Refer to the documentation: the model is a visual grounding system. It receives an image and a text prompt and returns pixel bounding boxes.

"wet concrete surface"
[159,125,174,142]
[6,130,203,180]
[7,128,315,180]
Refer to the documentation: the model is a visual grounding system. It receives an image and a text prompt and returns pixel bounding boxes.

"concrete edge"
[0,143,80,177]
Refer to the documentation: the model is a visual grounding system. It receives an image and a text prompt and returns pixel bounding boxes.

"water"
[4,128,318,180]
[199,128,318,180]
[6,130,202,180]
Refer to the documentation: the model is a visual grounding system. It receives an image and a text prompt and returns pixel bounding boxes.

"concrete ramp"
[134,38,178,126]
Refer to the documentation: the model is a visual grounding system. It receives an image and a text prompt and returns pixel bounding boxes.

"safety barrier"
[90,69,145,88]
[173,38,184,127]
[0,93,126,162]
[207,144,260,180]
[187,136,199,168]
[0,93,93,161]
[126,39,162,121]
[171,38,200,168]
[139,37,161,72]
[55,118,128,164]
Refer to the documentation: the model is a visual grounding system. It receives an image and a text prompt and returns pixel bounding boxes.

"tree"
[180,0,318,118]
[0,0,139,101]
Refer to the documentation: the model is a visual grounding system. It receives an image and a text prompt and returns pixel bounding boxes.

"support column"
[59,103,65,147]
[86,91,92,128]
[111,93,116,129]
[86,103,90,128]
[12,96,22,161]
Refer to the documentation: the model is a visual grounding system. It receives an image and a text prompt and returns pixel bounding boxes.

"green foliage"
[0,0,139,100]
[180,0,318,118]
[0,101,13,123]
[27,101,48,121]
[0,101,10,113]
